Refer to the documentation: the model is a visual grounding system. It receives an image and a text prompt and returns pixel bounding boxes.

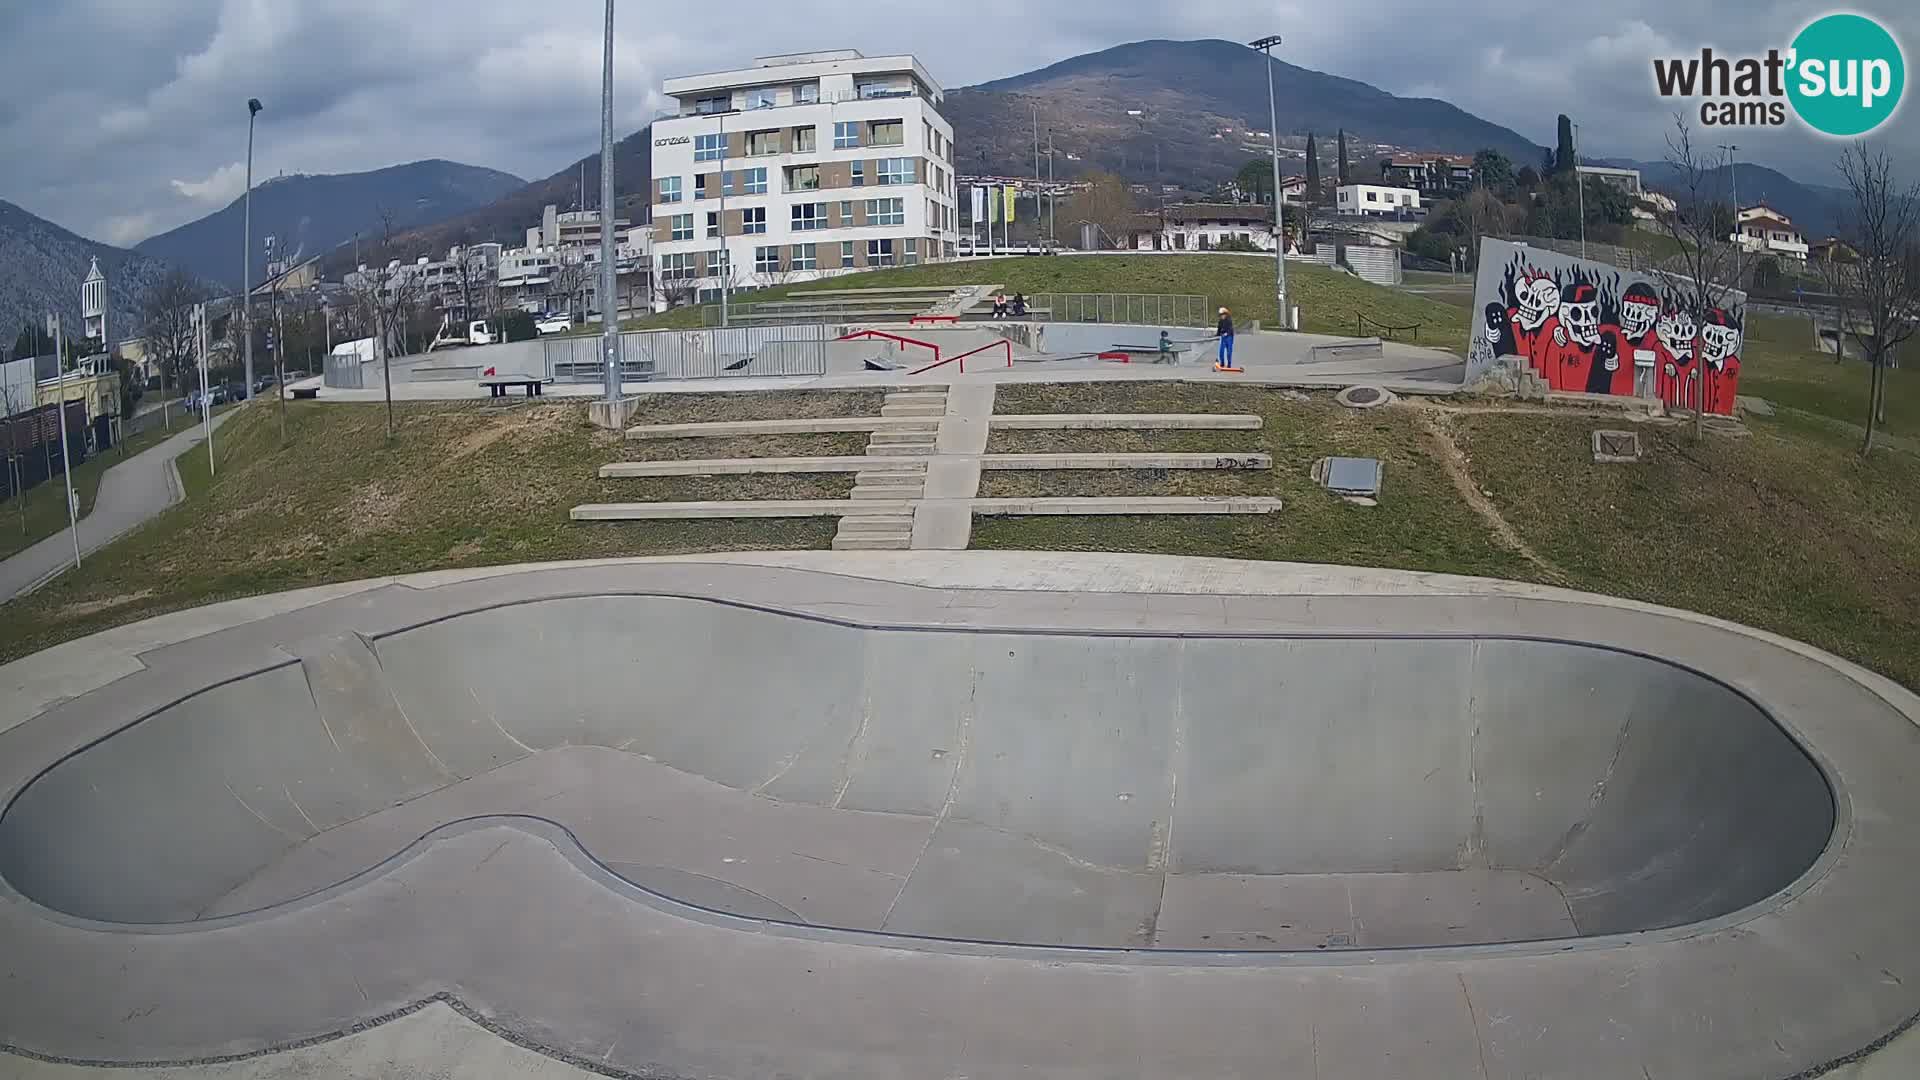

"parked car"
[253,374,277,392]
[535,314,575,336]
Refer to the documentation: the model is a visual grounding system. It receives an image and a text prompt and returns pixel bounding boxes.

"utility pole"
[47,313,80,571]
[1033,104,1041,251]
[243,97,262,399]
[1250,35,1291,329]
[717,108,730,326]
[274,289,288,444]
[1719,143,1742,281]
[599,0,624,399]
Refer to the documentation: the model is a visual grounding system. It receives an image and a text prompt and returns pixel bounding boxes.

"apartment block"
[650,50,959,303]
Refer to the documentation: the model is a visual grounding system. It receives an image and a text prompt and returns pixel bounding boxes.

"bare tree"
[1065,173,1138,249]
[1814,144,1918,454]
[449,246,499,327]
[345,247,424,441]
[1648,116,1745,442]
[547,255,590,319]
[137,268,208,393]
[657,274,700,312]
[0,377,30,536]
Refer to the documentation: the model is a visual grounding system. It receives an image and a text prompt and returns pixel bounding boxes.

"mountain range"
[1596,158,1849,238]
[946,39,1545,188]
[0,199,172,353]
[134,159,524,288]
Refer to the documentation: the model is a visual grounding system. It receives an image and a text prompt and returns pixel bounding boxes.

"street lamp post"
[1719,144,1742,280]
[243,98,261,399]
[599,0,623,400]
[1249,35,1290,330]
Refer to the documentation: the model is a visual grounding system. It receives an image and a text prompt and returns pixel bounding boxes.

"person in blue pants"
[1215,307,1239,370]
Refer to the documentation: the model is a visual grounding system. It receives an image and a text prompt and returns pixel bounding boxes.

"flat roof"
[664,52,942,101]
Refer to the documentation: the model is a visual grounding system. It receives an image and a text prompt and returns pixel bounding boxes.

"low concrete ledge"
[627,417,934,439]
[589,396,645,431]
[982,452,1271,471]
[1306,337,1385,363]
[571,500,913,520]
[600,457,927,478]
[971,496,1283,516]
[988,413,1263,431]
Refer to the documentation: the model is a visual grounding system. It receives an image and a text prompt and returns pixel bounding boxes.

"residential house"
[1335,184,1421,217]
[1734,205,1809,261]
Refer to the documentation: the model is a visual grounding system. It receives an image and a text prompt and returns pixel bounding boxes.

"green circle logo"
[1788,13,1906,136]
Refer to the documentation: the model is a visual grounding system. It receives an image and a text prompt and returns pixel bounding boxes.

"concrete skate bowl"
[0,594,1836,951]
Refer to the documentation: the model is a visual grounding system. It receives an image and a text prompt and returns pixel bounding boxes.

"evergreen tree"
[1337,129,1350,184]
[1305,132,1321,205]
[1555,115,1576,174]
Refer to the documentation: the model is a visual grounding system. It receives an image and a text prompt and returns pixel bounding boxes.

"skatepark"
[2,553,1919,1078]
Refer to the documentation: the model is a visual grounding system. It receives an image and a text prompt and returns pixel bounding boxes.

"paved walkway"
[0,413,231,604]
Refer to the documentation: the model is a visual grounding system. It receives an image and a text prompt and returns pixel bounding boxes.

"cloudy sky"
[3,1,1914,246]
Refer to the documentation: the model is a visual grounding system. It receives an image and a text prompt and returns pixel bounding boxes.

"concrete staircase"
[834,390,945,550]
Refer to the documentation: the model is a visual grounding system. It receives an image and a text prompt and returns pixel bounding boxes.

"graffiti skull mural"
[1467,238,1744,415]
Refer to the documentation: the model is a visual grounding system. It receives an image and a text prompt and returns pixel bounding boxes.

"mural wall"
[1466,238,1746,414]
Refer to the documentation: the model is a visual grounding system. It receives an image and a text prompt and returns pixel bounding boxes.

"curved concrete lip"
[0,553,1917,1080]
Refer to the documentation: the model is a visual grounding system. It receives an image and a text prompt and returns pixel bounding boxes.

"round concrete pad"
[0,559,1915,1080]
[1336,384,1397,408]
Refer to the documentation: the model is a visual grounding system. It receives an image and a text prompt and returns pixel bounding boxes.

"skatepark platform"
[0,554,1916,1079]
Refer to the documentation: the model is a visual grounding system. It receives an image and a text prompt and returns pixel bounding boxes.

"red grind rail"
[910,338,1012,376]
[837,329,940,367]
[909,314,960,325]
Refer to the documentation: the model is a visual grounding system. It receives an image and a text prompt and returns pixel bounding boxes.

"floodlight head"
[1249,35,1283,51]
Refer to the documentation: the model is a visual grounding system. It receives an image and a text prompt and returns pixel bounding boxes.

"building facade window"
[694,133,724,162]
[866,198,904,226]
[867,238,896,266]
[903,239,919,266]
[870,120,904,147]
[877,158,911,185]
[746,88,777,110]
[741,207,767,234]
[841,240,856,264]
[786,165,820,191]
[746,129,779,156]
[659,252,695,279]
[839,200,854,223]
[755,246,781,274]
[694,95,729,115]
[660,176,682,203]
[833,122,859,150]
[695,173,709,198]
[792,203,827,231]
[791,243,817,271]
[705,211,720,238]
[796,83,819,104]
[708,248,731,273]
[793,126,816,153]
[670,214,693,241]
[851,161,864,187]
[742,167,767,195]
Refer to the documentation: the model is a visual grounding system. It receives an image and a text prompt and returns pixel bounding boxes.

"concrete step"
[600,456,923,478]
[883,391,948,404]
[869,430,942,446]
[627,416,935,439]
[981,452,1273,471]
[572,500,911,520]
[836,515,916,534]
[881,404,947,418]
[988,413,1264,431]
[832,534,914,551]
[868,443,937,457]
[852,486,923,500]
[969,496,1284,516]
[852,471,926,486]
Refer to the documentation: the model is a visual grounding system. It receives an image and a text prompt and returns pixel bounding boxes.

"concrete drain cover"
[1592,430,1643,463]
[1313,457,1383,502]
[1336,384,1395,409]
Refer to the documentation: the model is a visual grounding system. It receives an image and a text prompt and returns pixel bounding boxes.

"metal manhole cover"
[1592,429,1643,463]
[1346,387,1383,405]
[1320,456,1383,496]
[1335,384,1396,410]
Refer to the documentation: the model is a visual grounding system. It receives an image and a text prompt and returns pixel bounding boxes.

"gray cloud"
[3,1,1915,246]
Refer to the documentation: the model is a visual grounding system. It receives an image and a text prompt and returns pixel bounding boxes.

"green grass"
[626,255,1469,346]
[972,384,1519,579]
[1735,312,1917,440]
[1457,408,1920,689]
[0,408,207,562]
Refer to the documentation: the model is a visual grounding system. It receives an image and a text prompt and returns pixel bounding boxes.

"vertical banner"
[1004,186,1016,224]
[972,185,987,226]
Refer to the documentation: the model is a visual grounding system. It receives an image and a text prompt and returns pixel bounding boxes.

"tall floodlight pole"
[47,313,80,571]
[1250,36,1290,329]
[599,0,622,399]
[243,98,262,399]
[1033,104,1041,250]
[1719,143,1741,277]
[717,110,730,326]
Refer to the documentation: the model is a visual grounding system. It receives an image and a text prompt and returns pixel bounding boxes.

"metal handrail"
[910,338,1010,375]
[837,328,940,364]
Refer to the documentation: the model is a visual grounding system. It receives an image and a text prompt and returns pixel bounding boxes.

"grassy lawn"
[1456,407,1920,689]
[1735,311,1916,441]
[973,384,1521,580]
[623,255,1469,346]
[0,408,208,562]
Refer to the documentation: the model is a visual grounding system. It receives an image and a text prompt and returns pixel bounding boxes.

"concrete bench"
[290,386,319,400]
[479,374,549,398]
[1307,337,1385,363]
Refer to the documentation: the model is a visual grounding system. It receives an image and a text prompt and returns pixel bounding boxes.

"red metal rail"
[909,314,960,325]
[910,338,1011,376]
[837,328,940,366]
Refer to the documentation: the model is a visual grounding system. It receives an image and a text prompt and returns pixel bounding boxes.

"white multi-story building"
[1734,205,1809,261]
[1335,184,1421,217]
[650,49,958,304]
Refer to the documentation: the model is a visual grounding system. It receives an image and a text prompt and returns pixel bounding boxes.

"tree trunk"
[1862,359,1881,454]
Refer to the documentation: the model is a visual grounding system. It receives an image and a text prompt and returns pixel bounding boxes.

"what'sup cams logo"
[1652,12,1905,135]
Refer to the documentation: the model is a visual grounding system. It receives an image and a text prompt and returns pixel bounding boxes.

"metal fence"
[1034,294,1212,327]
[542,324,831,382]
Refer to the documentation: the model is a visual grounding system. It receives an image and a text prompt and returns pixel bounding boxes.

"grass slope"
[0,411,208,562]
[630,255,1468,345]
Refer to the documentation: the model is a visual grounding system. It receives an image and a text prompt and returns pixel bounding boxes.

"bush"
[1213,235,1263,253]
[1753,255,1784,291]
[1407,226,1455,263]
[497,310,537,343]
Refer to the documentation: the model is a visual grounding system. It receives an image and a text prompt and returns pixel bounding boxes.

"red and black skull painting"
[1468,239,1744,415]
